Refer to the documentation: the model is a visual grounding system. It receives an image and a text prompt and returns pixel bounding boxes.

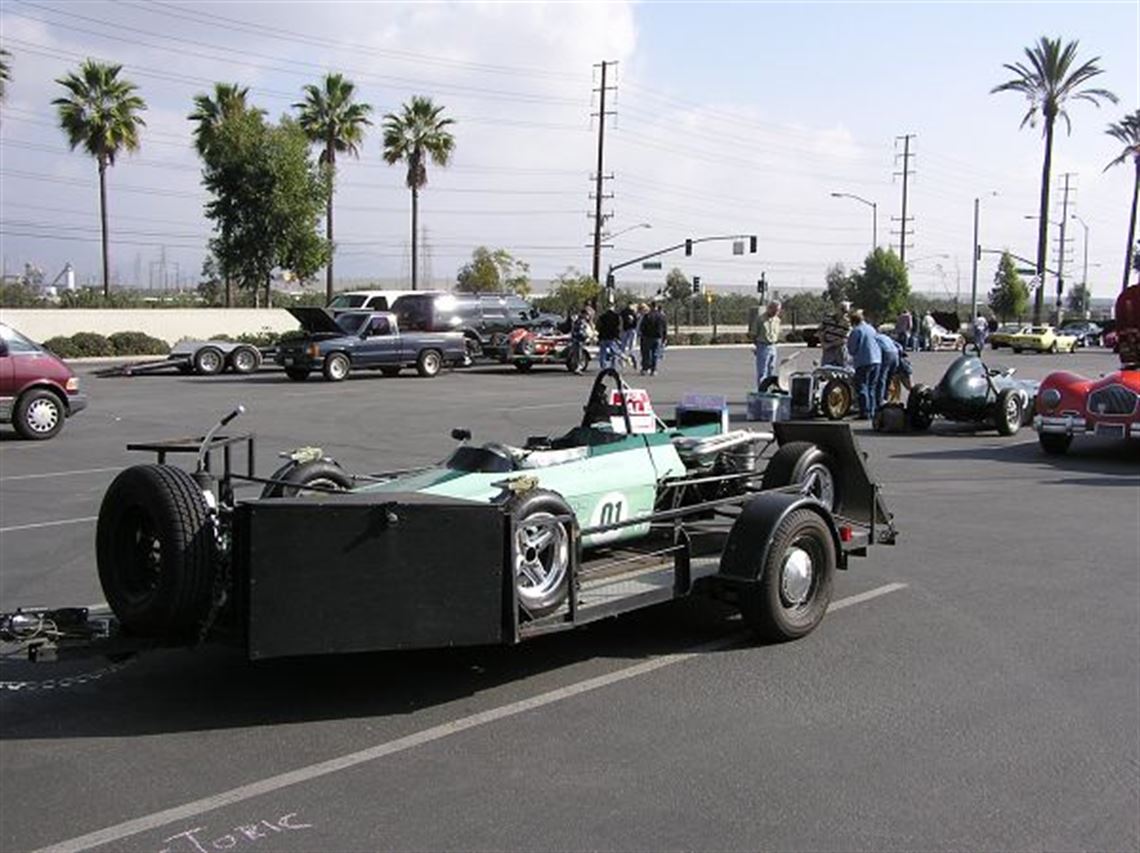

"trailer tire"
[260,459,353,498]
[229,346,261,375]
[511,489,572,619]
[741,508,836,642]
[193,346,225,376]
[96,464,216,640]
[760,441,840,513]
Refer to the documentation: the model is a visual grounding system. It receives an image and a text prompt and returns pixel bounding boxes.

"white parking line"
[32,582,907,853]
[0,517,98,534]
[0,467,120,482]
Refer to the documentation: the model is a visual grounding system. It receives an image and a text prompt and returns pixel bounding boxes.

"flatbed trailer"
[93,341,270,378]
[1,390,896,665]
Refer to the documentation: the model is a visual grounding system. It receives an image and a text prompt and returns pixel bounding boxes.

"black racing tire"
[758,375,782,393]
[820,378,853,420]
[761,441,840,513]
[229,345,261,375]
[193,346,225,376]
[260,459,353,498]
[285,367,310,382]
[741,508,836,642]
[416,349,442,378]
[96,464,215,640]
[994,388,1023,436]
[906,383,934,431]
[1038,432,1072,455]
[323,352,351,382]
[512,489,573,619]
[380,366,402,377]
[514,361,534,372]
[13,388,66,440]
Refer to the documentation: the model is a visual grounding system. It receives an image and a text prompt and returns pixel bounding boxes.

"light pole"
[970,192,998,320]
[603,222,652,243]
[1071,214,1089,317]
[830,192,877,254]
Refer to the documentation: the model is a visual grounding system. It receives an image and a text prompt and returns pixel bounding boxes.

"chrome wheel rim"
[780,546,814,608]
[515,512,569,610]
[329,357,348,379]
[233,349,257,372]
[800,462,835,511]
[424,352,440,374]
[198,350,222,373]
[25,398,60,433]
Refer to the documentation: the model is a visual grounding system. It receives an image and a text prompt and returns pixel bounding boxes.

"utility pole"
[589,60,617,284]
[893,134,916,266]
[1055,172,1075,324]
[1072,213,1090,316]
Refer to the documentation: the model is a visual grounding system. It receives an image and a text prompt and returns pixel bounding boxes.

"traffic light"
[605,272,615,288]
[691,275,702,296]
[684,239,693,256]
[750,235,758,253]
[756,272,767,298]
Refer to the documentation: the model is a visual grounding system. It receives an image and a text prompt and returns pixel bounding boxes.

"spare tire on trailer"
[96,465,216,641]
[760,441,841,514]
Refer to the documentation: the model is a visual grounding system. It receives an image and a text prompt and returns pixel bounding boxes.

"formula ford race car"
[0,371,897,667]
[500,326,592,373]
[906,345,1039,435]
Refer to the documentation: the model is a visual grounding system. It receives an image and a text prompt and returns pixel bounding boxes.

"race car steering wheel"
[582,368,633,435]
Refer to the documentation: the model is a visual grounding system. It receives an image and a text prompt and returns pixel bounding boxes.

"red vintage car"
[1034,285,1140,454]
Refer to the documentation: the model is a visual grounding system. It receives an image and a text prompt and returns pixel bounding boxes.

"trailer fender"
[718,492,844,584]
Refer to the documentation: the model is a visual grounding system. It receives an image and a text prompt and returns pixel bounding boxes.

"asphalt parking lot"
[1,346,1137,852]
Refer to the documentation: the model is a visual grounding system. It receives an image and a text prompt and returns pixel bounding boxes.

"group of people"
[568,300,669,376]
[752,301,912,422]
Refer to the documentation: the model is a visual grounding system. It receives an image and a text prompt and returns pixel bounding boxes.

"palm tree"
[1105,110,1140,291]
[381,96,455,290]
[295,73,372,302]
[991,36,1117,322]
[1,48,11,103]
[53,60,146,297]
[190,83,264,307]
[189,82,262,156]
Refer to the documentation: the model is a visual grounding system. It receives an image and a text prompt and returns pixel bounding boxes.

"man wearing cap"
[750,301,782,390]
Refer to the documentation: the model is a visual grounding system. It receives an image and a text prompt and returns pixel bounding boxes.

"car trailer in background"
[93,340,269,377]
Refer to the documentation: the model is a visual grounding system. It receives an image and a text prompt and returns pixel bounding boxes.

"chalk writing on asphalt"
[157,812,313,853]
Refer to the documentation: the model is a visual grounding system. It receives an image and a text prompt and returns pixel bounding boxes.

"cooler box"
[747,392,791,422]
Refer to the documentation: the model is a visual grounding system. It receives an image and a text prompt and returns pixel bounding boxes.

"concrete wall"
[0,309,299,345]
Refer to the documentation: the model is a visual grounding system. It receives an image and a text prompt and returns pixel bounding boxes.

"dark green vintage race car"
[906,347,1039,435]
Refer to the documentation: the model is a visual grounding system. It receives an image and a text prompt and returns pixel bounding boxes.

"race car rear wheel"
[821,378,853,420]
[1038,432,1072,455]
[96,464,215,640]
[994,388,1023,436]
[761,442,840,514]
[512,489,572,619]
[741,508,836,642]
[906,383,934,431]
[260,459,353,498]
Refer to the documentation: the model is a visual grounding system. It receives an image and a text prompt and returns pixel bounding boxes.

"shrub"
[66,332,115,357]
[109,331,170,356]
[42,336,81,358]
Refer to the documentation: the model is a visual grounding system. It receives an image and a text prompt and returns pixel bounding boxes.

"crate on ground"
[746,392,790,422]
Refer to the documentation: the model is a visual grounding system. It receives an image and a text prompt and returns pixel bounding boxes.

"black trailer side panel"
[237,493,509,659]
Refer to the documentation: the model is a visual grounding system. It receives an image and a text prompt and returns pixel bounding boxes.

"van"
[0,323,88,440]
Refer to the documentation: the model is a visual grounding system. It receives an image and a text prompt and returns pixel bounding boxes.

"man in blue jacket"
[846,310,881,419]
[874,330,900,408]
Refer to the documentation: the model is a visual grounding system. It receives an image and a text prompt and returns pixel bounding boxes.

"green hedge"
[42,331,170,358]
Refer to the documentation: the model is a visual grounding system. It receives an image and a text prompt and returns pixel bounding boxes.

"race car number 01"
[590,491,629,543]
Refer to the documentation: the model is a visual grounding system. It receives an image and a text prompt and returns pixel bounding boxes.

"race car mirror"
[608,388,656,434]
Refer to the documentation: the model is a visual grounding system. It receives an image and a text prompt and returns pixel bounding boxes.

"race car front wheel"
[512,489,572,619]
[96,465,216,641]
[260,459,353,498]
[761,442,840,514]
[994,388,1024,436]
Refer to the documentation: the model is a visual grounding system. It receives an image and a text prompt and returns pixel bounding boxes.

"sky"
[0,0,1137,303]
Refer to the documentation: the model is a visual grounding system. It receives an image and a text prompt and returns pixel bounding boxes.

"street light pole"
[971,197,980,320]
[830,192,877,254]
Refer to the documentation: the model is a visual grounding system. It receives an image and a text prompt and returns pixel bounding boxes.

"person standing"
[819,308,850,367]
[846,310,881,420]
[569,306,592,374]
[895,309,913,352]
[873,330,900,407]
[619,302,639,369]
[595,303,621,370]
[973,314,989,350]
[750,301,782,390]
[920,310,936,351]
[639,301,667,375]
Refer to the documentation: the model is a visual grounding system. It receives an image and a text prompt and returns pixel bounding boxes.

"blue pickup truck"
[275,307,469,381]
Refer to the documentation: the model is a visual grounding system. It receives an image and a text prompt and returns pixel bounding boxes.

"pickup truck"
[275,307,468,381]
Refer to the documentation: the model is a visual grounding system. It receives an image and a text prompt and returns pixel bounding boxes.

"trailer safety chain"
[0,657,136,693]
